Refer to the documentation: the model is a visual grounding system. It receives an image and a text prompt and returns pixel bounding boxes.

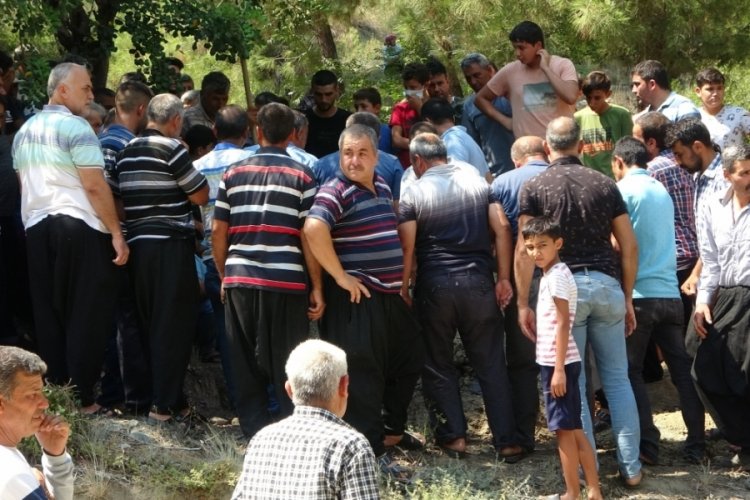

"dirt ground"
[71,355,750,499]
[393,368,750,499]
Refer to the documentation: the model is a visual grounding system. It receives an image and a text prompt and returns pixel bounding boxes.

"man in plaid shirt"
[232,339,380,500]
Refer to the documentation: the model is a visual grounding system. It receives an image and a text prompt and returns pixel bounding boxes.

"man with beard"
[304,70,351,158]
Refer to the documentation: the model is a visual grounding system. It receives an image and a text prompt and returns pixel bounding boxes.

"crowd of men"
[1,17,750,499]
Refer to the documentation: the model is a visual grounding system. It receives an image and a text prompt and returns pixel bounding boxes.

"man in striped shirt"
[304,124,424,474]
[212,103,323,439]
[114,93,208,422]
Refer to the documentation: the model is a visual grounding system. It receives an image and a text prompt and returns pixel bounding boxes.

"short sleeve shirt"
[308,173,403,293]
[701,105,750,151]
[536,262,580,366]
[487,56,577,138]
[519,156,628,279]
[389,100,420,168]
[575,104,633,178]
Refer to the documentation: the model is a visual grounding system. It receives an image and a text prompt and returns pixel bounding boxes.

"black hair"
[521,215,562,240]
[613,136,649,169]
[311,70,338,87]
[632,60,670,90]
[353,87,382,106]
[508,21,545,47]
[401,62,429,85]
[420,98,455,125]
[665,118,712,149]
[258,103,295,144]
[184,125,216,156]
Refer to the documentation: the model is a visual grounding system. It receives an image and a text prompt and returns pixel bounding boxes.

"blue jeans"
[572,270,641,479]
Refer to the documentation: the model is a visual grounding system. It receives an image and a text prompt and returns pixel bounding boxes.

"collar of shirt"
[142,128,166,138]
[214,142,242,151]
[42,104,72,115]
[701,153,723,179]
[623,167,651,179]
[658,149,677,161]
[548,155,584,168]
[334,168,387,194]
[522,159,550,168]
[257,145,290,156]
[655,92,680,111]
[293,405,343,423]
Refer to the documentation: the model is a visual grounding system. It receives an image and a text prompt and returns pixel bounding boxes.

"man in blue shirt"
[612,137,705,465]
[461,53,515,176]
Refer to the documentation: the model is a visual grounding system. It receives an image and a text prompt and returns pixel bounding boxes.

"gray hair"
[47,62,82,98]
[338,124,378,153]
[409,132,447,161]
[346,112,381,139]
[546,117,580,152]
[285,339,347,406]
[460,53,492,71]
[181,90,200,106]
[147,93,184,124]
[293,110,308,132]
[721,144,750,172]
[0,346,47,399]
[87,101,107,120]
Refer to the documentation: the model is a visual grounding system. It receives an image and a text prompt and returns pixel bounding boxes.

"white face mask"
[403,89,424,99]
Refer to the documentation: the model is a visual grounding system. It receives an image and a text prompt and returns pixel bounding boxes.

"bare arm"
[550,296,570,398]
[489,202,513,308]
[300,227,325,320]
[514,214,536,340]
[475,86,513,131]
[211,219,229,280]
[681,258,702,296]
[397,220,417,306]
[187,183,209,206]
[537,50,579,105]
[612,213,638,336]
[303,218,371,303]
[77,168,128,265]
[391,125,410,150]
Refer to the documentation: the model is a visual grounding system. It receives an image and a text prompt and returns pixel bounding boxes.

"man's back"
[400,162,493,275]
[490,160,548,239]
[441,125,489,177]
[519,157,628,278]
[617,169,679,298]
[115,130,205,241]
[214,146,316,294]
[232,406,379,500]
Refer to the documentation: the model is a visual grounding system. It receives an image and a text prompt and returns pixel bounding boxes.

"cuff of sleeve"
[696,290,712,306]
[42,450,71,465]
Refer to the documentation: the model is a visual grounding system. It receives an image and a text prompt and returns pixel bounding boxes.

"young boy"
[522,216,602,500]
[389,62,430,167]
[353,87,393,154]
[695,67,750,150]
[574,71,633,178]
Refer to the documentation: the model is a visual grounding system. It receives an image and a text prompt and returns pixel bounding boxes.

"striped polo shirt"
[213,146,317,294]
[308,172,403,293]
[12,104,107,232]
[114,129,207,242]
[99,123,135,192]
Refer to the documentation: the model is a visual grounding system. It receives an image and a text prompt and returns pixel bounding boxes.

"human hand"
[693,303,713,339]
[111,234,129,266]
[307,288,325,320]
[537,49,551,70]
[518,305,537,342]
[399,285,413,308]
[625,300,636,337]
[36,414,70,457]
[495,279,513,309]
[336,273,371,303]
[681,274,698,296]
[551,368,566,398]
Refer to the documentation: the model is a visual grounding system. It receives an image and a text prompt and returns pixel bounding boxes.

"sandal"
[437,442,468,459]
[496,444,527,464]
[81,405,121,418]
[387,430,425,451]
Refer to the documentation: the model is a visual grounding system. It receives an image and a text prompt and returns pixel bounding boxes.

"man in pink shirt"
[475,21,578,139]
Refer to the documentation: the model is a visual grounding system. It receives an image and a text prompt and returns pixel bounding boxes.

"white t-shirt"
[0,445,74,500]
[700,105,750,151]
[536,262,580,366]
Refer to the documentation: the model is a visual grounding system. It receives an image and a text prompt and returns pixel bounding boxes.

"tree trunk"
[313,15,338,60]
[54,0,120,88]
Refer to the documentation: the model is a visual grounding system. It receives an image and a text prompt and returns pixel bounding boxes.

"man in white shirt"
[0,346,73,500]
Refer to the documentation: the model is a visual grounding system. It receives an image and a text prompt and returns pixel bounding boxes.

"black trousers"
[320,277,423,457]
[687,286,750,449]
[98,267,152,412]
[504,273,540,451]
[225,287,310,438]
[627,298,705,460]
[26,215,117,406]
[416,270,518,449]
[128,238,198,414]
